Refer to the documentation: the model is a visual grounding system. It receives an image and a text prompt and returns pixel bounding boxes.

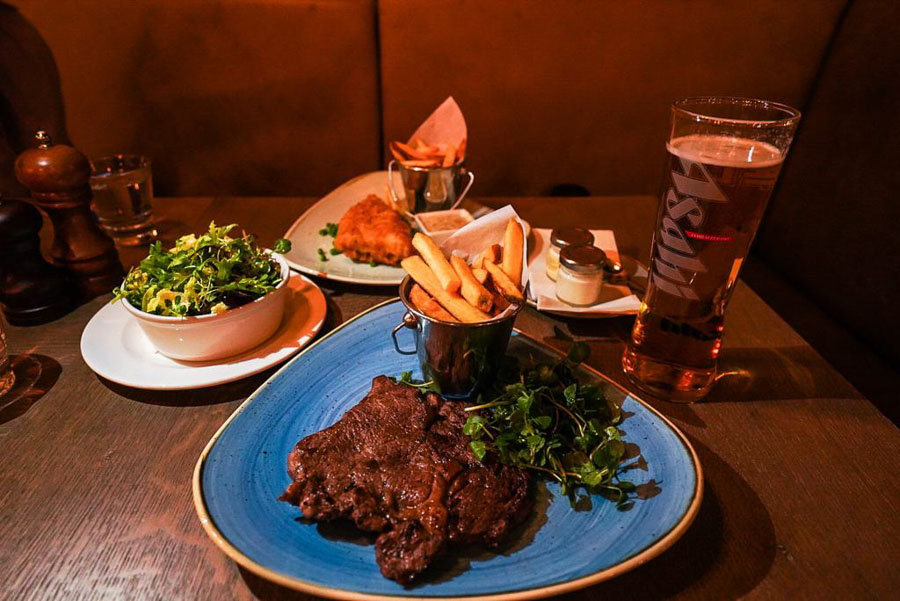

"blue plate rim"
[192,298,704,601]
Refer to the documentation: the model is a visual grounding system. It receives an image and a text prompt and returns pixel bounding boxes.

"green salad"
[113,222,291,317]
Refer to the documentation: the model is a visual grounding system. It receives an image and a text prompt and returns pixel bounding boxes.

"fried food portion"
[334,195,414,266]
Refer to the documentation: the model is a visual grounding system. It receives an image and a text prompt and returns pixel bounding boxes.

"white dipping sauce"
[555,245,606,306]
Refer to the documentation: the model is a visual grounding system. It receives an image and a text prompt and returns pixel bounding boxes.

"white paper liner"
[439,205,528,319]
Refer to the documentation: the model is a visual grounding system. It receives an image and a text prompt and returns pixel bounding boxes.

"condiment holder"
[545,227,595,281]
[14,131,123,301]
[555,245,608,306]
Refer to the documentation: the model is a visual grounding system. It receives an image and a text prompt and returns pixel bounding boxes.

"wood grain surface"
[1,196,898,601]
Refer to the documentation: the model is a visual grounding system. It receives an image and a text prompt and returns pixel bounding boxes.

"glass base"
[0,369,14,397]
[111,229,158,246]
[101,225,158,246]
[622,348,715,403]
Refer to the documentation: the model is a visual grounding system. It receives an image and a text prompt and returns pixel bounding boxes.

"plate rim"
[192,298,704,601]
[80,273,328,390]
[282,171,406,286]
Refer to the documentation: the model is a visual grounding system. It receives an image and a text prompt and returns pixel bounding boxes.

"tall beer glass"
[623,97,800,401]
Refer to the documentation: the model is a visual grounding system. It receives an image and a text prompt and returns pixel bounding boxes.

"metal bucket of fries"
[389,161,475,214]
[393,276,524,398]
[387,139,474,213]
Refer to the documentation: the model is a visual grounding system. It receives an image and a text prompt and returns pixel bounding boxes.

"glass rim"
[672,96,801,127]
[89,154,151,175]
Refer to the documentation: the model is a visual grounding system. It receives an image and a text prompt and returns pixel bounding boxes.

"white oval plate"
[80,274,327,390]
[281,171,408,286]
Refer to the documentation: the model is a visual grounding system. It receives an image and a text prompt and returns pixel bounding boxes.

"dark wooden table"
[2,196,898,600]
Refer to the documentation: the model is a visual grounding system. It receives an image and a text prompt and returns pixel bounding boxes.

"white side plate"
[80,274,327,390]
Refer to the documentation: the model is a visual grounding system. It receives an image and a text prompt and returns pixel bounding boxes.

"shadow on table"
[536,331,863,429]
[240,567,315,601]
[708,345,860,402]
[98,370,278,407]
[553,437,776,601]
[655,345,860,426]
[236,437,775,601]
[0,353,62,424]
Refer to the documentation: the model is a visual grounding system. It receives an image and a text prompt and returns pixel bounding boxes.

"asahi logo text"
[651,155,727,300]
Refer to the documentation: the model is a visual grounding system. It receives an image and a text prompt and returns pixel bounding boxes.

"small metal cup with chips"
[387,139,474,213]
[393,275,523,398]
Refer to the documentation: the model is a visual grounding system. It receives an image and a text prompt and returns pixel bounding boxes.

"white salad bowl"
[121,252,291,362]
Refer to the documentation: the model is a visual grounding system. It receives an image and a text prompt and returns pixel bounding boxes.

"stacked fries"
[390,137,467,169]
[401,218,524,323]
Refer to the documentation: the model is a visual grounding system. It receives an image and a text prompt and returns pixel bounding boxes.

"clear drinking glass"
[89,154,157,245]
[622,97,800,402]
[0,316,14,397]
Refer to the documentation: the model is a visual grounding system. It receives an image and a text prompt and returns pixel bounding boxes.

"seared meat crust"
[280,376,530,584]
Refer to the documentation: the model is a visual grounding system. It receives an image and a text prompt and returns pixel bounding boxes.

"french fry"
[442,144,457,168]
[392,138,461,167]
[501,218,524,283]
[400,159,440,168]
[471,267,488,284]
[389,142,408,163]
[401,256,490,323]
[484,260,524,302]
[472,244,501,270]
[491,290,511,313]
[410,284,458,322]
[450,255,493,313]
[394,140,431,159]
[412,232,460,293]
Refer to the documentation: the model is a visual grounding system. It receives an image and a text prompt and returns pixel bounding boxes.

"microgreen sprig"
[463,343,637,508]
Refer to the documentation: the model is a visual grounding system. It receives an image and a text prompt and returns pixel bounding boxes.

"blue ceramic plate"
[193,299,702,600]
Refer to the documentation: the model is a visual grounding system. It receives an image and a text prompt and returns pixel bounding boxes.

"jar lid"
[559,244,607,273]
[550,227,594,249]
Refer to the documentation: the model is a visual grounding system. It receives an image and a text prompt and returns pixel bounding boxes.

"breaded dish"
[334,195,414,266]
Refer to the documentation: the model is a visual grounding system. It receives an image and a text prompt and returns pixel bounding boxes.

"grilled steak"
[280,376,531,584]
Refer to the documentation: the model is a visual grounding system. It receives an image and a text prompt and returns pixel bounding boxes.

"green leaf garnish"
[463,344,636,508]
[273,238,292,254]
[317,248,329,262]
[319,222,338,237]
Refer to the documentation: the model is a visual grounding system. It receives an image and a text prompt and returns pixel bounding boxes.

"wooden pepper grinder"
[0,197,73,325]
[14,131,123,301]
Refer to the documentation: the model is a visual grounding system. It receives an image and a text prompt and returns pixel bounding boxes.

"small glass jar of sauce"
[546,227,594,281]
[556,245,607,306]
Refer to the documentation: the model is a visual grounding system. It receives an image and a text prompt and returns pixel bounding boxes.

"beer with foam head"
[623,98,799,401]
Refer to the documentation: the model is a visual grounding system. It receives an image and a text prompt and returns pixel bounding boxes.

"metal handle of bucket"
[387,160,404,211]
[391,312,418,355]
[448,169,475,210]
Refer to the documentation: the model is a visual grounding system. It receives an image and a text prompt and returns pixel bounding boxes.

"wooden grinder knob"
[14,131,123,301]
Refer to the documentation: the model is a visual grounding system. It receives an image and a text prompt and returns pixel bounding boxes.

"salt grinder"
[0,197,72,325]
[14,131,123,300]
